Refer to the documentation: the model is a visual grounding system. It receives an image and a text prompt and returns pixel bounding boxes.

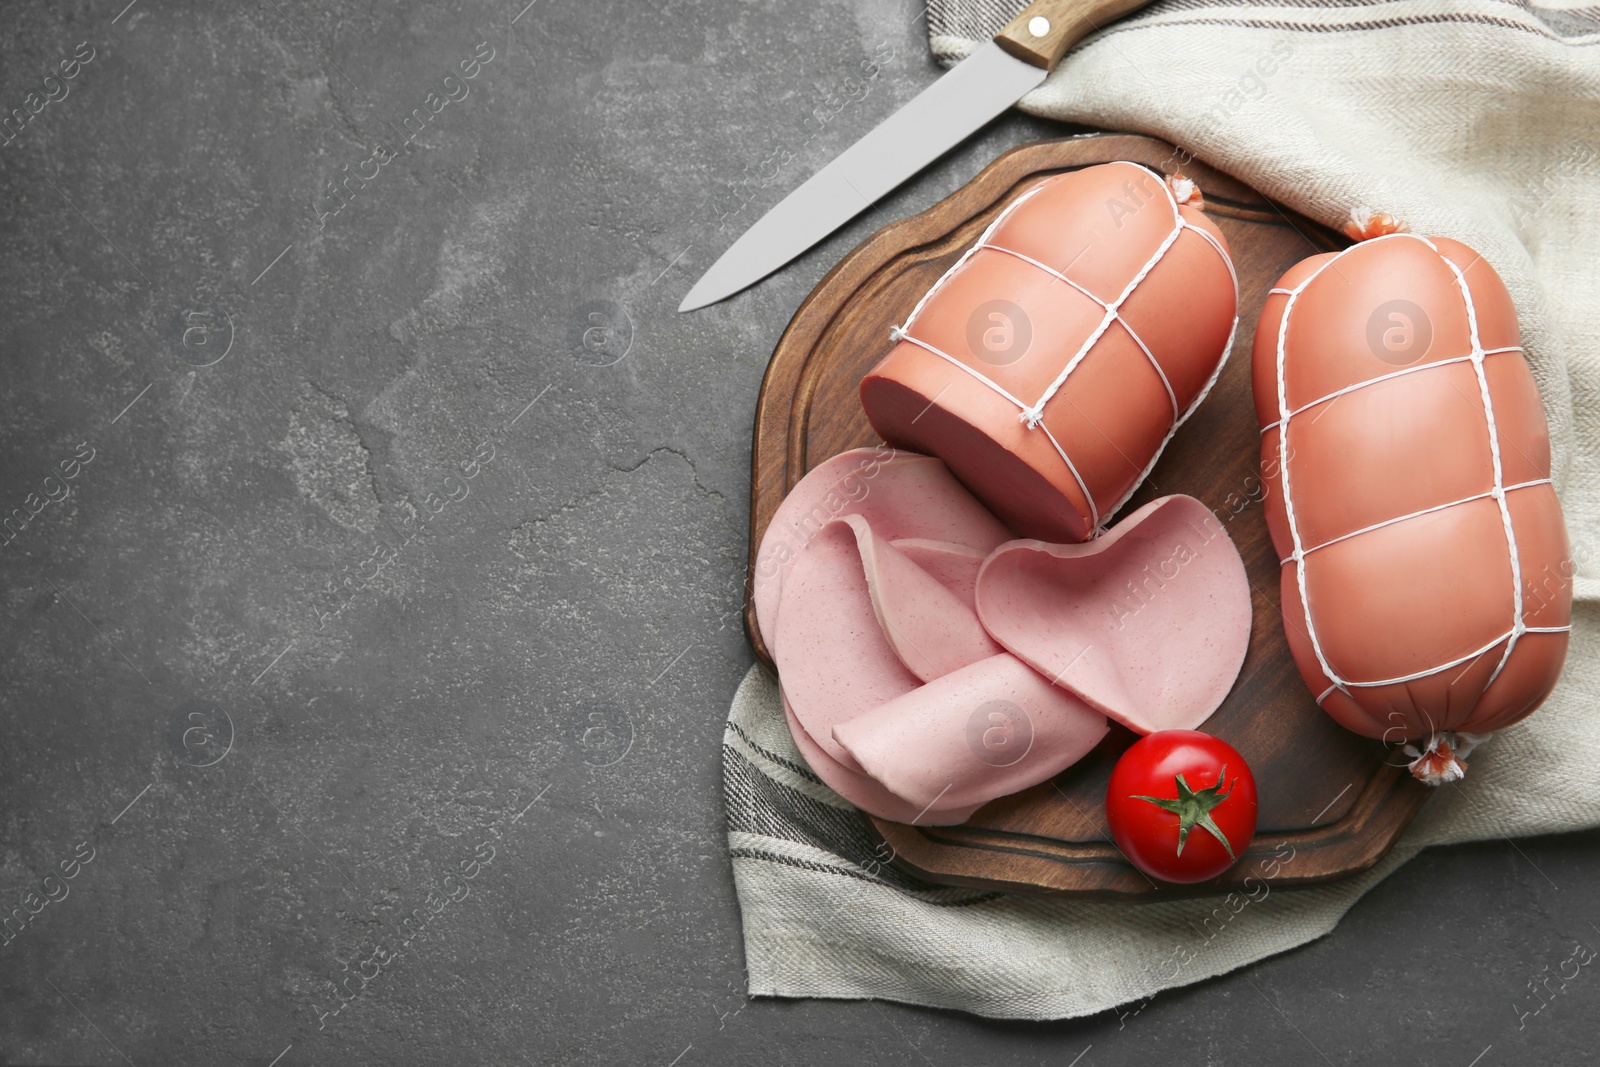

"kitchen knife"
[678,0,1151,313]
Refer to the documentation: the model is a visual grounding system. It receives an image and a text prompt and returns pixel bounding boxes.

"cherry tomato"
[1106,730,1257,884]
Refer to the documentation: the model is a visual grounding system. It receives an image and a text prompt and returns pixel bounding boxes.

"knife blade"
[678,0,1151,313]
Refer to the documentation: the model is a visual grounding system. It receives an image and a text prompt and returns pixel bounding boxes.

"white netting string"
[1019,213,1189,429]
[887,161,1238,531]
[1258,347,1524,435]
[1428,235,1529,687]
[1271,233,1572,702]
[1098,311,1238,534]
[1282,478,1552,564]
[979,242,1180,419]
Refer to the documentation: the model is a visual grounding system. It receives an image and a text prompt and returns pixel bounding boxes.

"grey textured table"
[2,1,1597,1063]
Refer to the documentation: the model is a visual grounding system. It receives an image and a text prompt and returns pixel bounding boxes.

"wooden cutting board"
[743,133,1432,900]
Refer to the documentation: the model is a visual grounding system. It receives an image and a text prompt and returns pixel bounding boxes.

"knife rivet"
[1027,15,1051,36]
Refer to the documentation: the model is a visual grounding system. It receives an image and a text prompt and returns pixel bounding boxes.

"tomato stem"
[1131,766,1237,858]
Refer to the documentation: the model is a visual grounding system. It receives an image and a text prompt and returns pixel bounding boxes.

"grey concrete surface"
[0,1,1596,1064]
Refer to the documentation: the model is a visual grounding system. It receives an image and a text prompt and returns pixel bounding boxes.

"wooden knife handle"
[995,0,1152,70]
